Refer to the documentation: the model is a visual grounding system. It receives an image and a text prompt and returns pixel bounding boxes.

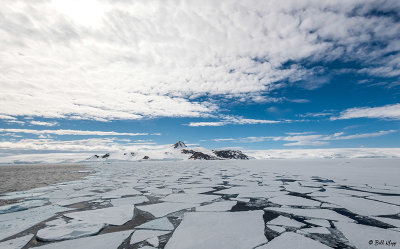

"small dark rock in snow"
[142,156,150,160]
[101,153,110,159]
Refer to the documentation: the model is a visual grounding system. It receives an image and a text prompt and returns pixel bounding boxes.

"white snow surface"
[164,211,267,249]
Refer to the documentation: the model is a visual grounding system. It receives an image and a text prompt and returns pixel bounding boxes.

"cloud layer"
[334,103,400,120]
[1,0,400,120]
[0,128,153,136]
[211,130,397,146]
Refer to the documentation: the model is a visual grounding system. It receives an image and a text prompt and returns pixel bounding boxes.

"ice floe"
[367,195,400,205]
[36,221,105,241]
[110,195,148,207]
[101,187,142,199]
[316,196,400,216]
[34,230,133,249]
[130,229,170,245]
[135,217,174,231]
[164,211,267,249]
[298,226,331,234]
[335,222,400,249]
[196,201,237,212]
[265,207,353,222]
[160,193,219,204]
[304,219,331,227]
[0,199,47,214]
[136,202,197,218]
[267,225,286,233]
[56,196,97,207]
[258,232,333,249]
[268,195,321,207]
[373,217,400,228]
[267,215,305,228]
[0,205,70,241]
[64,205,134,226]
[0,234,33,249]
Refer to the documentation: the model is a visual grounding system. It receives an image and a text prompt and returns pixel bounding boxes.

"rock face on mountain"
[173,141,187,149]
[213,150,249,160]
[189,152,220,160]
[181,149,197,154]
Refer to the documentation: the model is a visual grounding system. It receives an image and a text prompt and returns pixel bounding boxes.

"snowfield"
[0,159,399,249]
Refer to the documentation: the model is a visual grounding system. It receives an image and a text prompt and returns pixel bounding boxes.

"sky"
[0,0,400,157]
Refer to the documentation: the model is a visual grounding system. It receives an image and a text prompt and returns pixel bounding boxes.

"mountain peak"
[173,141,187,148]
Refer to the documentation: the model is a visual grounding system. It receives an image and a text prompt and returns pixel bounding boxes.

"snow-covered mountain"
[86,141,249,162]
[2,145,400,164]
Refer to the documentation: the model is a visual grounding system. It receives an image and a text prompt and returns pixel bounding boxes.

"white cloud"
[285,132,315,135]
[4,120,25,125]
[333,103,400,120]
[187,122,226,127]
[0,128,155,136]
[212,130,397,146]
[187,115,280,127]
[0,137,158,152]
[30,121,59,126]
[0,114,16,120]
[299,111,334,118]
[0,1,399,120]
[212,138,236,142]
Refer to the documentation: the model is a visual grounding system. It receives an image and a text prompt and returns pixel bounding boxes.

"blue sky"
[0,0,400,156]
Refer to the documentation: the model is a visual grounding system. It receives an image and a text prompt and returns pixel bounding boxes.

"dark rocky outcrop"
[101,153,110,159]
[213,150,249,160]
[142,156,150,160]
[189,152,220,160]
[124,152,135,156]
[181,149,197,154]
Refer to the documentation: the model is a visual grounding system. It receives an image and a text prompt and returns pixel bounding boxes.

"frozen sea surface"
[0,159,399,248]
